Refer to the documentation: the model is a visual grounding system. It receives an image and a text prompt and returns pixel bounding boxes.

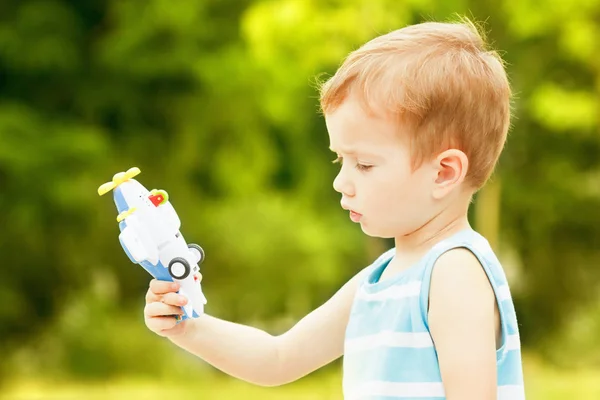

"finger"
[145,287,161,303]
[144,302,183,318]
[145,316,178,332]
[162,292,188,307]
[149,279,180,295]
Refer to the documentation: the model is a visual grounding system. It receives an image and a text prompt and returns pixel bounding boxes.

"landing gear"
[187,243,205,264]
[168,257,191,280]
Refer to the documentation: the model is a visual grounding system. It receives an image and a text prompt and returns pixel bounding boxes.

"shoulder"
[434,246,485,273]
[430,247,494,297]
[428,247,496,321]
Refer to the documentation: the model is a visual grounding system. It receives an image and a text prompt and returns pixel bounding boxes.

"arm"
[146,268,369,387]
[428,248,499,400]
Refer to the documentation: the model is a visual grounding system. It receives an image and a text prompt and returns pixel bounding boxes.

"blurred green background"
[1,0,599,399]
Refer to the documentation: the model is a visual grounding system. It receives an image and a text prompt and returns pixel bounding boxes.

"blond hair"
[319,19,511,189]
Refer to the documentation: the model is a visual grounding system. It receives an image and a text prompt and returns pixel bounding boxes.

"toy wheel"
[188,243,205,264]
[168,257,191,280]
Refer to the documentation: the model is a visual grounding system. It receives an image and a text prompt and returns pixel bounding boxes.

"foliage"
[0,0,599,381]
[4,356,600,400]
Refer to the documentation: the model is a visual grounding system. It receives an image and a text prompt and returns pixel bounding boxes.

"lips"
[349,210,362,222]
[341,202,362,223]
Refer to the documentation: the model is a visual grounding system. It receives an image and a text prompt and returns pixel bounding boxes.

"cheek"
[374,173,430,212]
[361,177,408,214]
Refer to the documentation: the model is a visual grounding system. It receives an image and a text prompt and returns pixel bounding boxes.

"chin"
[360,223,396,239]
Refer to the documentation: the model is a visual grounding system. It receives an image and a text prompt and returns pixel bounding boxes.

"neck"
[391,194,472,271]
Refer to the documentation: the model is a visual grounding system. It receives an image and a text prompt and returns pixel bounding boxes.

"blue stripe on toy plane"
[113,187,128,213]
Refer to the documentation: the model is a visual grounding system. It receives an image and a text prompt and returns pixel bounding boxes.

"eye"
[356,163,373,172]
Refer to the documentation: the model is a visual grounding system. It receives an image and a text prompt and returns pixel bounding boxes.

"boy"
[143,19,525,399]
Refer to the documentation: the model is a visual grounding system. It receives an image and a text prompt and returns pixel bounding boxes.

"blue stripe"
[347,300,428,339]
[498,349,524,385]
[499,300,519,336]
[345,347,442,383]
[113,187,128,213]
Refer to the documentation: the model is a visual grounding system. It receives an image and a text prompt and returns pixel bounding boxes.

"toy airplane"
[98,167,207,320]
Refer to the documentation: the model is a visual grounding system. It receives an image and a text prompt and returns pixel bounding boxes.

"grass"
[2,356,600,399]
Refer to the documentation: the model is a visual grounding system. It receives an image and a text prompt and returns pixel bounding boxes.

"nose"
[333,167,355,197]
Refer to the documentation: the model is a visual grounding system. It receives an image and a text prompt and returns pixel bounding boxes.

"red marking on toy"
[149,194,164,207]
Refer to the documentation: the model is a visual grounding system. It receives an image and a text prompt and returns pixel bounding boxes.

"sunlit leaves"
[530,83,599,132]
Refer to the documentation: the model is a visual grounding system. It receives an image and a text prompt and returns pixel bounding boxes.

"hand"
[144,279,190,338]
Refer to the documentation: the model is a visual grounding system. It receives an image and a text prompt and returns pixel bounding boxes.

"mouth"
[349,210,362,223]
[341,202,362,222]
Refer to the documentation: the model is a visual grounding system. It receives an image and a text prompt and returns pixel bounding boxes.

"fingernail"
[172,283,178,290]
[179,296,187,305]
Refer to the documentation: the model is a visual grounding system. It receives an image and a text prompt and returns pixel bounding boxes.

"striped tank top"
[343,229,525,399]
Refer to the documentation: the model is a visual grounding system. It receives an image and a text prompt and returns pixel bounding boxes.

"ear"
[432,149,468,199]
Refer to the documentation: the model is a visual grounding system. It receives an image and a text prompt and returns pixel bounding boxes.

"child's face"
[326,96,438,239]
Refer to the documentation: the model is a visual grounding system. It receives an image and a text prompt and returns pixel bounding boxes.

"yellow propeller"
[98,167,141,196]
[116,207,137,222]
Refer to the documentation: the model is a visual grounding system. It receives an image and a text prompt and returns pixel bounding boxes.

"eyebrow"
[329,147,379,158]
[329,146,356,154]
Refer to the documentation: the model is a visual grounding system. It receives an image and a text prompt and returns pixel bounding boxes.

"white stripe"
[505,333,521,351]
[347,381,445,399]
[498,385,525,400]
[497,284,511,301]
[345,331,433,353]
[346,382,524,399]
[345,332,519,354]
[356,281,421,302]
